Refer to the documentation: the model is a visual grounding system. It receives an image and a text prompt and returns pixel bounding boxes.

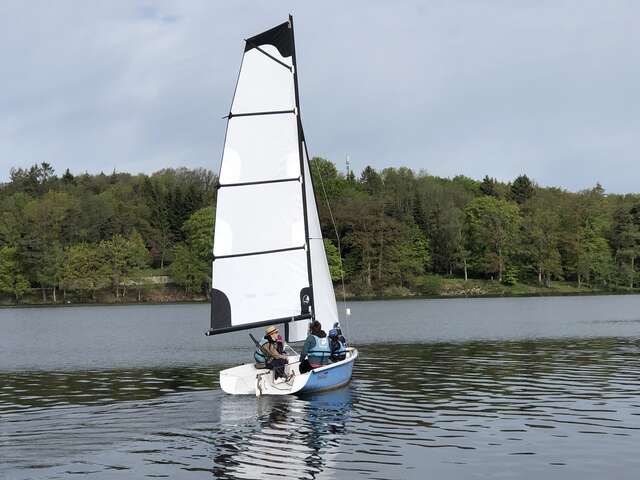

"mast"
[290,14,315,326]
[288,15,340,341]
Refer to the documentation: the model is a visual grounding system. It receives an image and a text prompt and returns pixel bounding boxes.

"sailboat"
[206,16,358,396]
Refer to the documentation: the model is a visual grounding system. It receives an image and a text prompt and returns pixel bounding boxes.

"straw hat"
[265,326,279,336]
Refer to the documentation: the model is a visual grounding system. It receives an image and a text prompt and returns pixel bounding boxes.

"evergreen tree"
[61,168,75,185]
[360,166,383,196]
[479,175,500,198]
[510,175,535,204]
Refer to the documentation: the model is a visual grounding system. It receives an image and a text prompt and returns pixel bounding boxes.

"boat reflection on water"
[212,386,354,480]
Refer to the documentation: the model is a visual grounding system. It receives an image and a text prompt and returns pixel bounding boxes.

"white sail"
[210,20,336,339]
[288,144,339,342]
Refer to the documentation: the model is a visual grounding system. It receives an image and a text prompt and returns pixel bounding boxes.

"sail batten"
[227,109,295,119]
[246,43,293,71]
[218,177,300,189]
[214,245,306,260]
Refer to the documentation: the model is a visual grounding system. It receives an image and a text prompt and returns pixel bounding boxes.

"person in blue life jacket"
[299,320,331,373]
[328,327,347,362]
[254,326,289,381]
[332,322,347,346]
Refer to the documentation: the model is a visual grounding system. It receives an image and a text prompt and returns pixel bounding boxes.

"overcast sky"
[1,1,638,193]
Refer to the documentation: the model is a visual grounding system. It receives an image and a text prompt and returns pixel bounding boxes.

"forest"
[0,160,639,304]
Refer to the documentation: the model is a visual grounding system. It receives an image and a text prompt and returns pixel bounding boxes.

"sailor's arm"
[265,342,288,360]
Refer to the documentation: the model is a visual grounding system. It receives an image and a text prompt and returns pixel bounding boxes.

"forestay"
[209,19,337,341]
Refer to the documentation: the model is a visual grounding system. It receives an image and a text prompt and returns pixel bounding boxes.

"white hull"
[220,348,358,396]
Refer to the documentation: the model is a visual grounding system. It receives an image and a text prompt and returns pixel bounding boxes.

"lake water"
[2,296,640,479]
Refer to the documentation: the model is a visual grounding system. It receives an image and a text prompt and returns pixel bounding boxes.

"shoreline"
[2,289,639,309]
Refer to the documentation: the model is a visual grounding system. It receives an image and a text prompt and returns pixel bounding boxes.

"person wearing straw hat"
[254,325,289,381]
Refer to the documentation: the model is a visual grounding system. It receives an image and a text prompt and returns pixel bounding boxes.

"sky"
[0,1,638,193]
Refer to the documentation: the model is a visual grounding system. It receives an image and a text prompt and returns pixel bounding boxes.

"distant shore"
[1,278,638,308]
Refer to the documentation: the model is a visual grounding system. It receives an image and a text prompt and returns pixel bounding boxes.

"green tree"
[359,166,384,196]
[384,219,431,288]
[142,176,173,268]
[61,243,108,300]
[182,207,215,262]
[479,175,500,198]
[61,168,75,186]
[427,202,464,275]
[611,205,640,288]
[0,193,30,247]
[574,223,614,286]
[510,175,535,204]
[8,162,56,196]
[99,232,150,299]
[309,157,346,201]
[170,244,209,294]
[380,167,416,218]
[170,207,215,294]
[19,191,80,287]
[465,196,521,282]
[324,239,343,282]
[561,185,613,287]
[337,196,386,292]
[0,247,30,302]
[36,242,65,302]
[522,194,563,286]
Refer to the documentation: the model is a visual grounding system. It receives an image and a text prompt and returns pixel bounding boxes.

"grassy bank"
[345,277,634,301]
[1,276,638,308]
[0,284,207,307]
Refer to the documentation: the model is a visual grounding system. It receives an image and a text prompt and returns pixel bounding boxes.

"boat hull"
[298,351,356,394]
[219,348,358,396]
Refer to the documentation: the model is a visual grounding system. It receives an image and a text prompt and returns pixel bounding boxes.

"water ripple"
[2,338,640,478]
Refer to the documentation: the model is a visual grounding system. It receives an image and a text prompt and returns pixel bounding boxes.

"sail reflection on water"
[212,387,354,479]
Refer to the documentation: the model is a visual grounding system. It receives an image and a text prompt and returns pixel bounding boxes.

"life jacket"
[254,338,271,364]
[330,338,347,361]
[331,325,347,346]
[308,334,331,365]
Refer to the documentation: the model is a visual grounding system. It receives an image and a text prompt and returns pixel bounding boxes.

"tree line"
[0,163,215,302]
[1,160,639,303]
[313,160,640,295]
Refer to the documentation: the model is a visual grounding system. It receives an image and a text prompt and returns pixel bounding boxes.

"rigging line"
[304,141,352,345]
[245,40,293,71]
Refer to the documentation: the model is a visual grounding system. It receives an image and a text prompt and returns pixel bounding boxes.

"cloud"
[0,1,638,193]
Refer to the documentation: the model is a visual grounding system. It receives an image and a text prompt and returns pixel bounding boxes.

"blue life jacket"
[330,337,347,361]
[308,334,331,365]
[254,338,270,364]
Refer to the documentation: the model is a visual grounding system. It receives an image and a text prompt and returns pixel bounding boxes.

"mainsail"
[209,17,338,342]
